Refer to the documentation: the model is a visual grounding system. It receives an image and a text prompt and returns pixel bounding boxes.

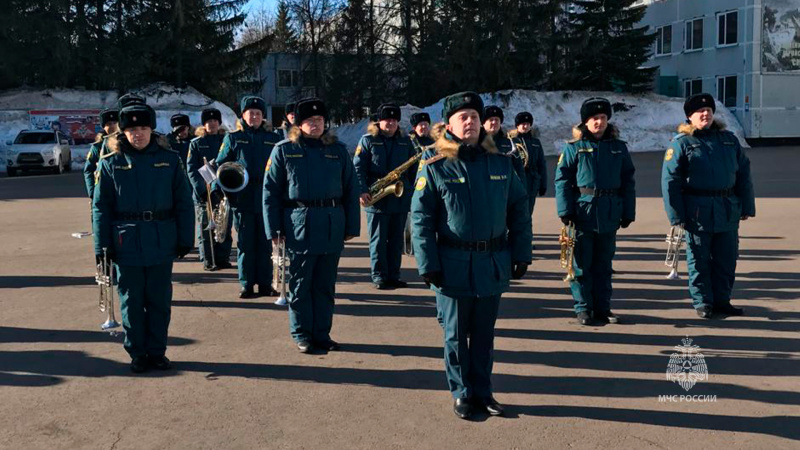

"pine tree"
[273,0,298,52]
[563,0,656,92]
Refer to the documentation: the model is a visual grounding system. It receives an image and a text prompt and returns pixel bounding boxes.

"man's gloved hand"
[177,246,192,259]
[560,214,575,226]
[538,187,546,197]
[512,262,529,280]
[421,271,443,288]
[620,218,633,229]
[96,251,115,266]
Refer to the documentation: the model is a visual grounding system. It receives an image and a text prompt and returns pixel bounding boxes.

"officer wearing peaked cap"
[353,103,417,290]
[216,95,282,299]
[92,103,194,373]
[264,97,361,353]
[555,97,636,326]
[84,109,119,200]
[412,91,531,420]
[662,93,755,319]
[187,108,233,271]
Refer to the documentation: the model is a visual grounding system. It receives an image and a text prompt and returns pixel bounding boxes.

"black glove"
[95,251,115,266]
[560,215,575,226]
[620,218,633,229]
[538,187,546,197]
[422,271,443,288]
[177,246,192,259]
[512,262,529,280]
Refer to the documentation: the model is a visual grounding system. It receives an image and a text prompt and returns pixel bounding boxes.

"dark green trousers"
[116,262,173,358]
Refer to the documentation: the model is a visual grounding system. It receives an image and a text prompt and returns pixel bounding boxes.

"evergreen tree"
[563,0,656,92]
[273,0,299,52]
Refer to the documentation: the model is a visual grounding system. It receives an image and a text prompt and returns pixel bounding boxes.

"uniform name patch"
[324,154,339,159]
[444,177,465,184]
[114,165,132,170]
[664,148,674,161]
[154,162,170,168]
[285,154,303,158]
[490,175,507,181]
[578,148,594,153]
[415,177,427,191]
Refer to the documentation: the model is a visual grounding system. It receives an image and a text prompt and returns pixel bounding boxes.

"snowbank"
[0,83,238,173]
[333,90,748,155]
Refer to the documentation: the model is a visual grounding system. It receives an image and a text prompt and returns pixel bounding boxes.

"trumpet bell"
[666,269,680,280]
[101,318,121,330]
[217,162,249,193]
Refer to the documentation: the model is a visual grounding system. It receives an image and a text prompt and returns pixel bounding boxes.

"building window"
[278,70,299,88]
[685,18,704,52]
[655,25,672,56]
[685,79,703,98]
[717,10,738,46]
[717,75,737,108]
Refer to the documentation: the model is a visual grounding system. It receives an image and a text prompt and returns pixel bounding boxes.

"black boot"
[130,356,149,374]
[239,286,256,299]
[148,355,172,371]
[696,305,713,319]
[453,398,472,419]
[576,311,593,326]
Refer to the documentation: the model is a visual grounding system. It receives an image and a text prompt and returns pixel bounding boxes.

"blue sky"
[245,0,279,14]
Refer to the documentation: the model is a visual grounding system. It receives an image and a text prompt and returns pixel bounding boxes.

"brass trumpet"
[271,231,289,306]
[96,247,121,331]
[665,225,685,280]
[559,222,576,282]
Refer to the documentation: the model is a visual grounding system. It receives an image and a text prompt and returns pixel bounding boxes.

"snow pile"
[1,84,238,173]
[333,90,748,155]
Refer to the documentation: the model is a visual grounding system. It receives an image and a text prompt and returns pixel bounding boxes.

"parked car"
[5,130,72,177]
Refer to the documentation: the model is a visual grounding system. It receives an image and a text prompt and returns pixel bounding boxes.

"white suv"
[5,130,72,177]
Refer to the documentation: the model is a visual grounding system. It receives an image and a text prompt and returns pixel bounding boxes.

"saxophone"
[365,152,422,207]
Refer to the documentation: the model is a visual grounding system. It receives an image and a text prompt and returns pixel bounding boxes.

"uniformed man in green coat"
[554,97,636,326]
[353,104,417,290]
[83,109,119,200]
[483,105,525,184]
[662,93,755,318]
[263,98,361,353]
[186,108,233,271]
[168,113,193,170]
[216,96,282,298]
[412,92,531,419]
[92,103,195,373]
[509,112,548,218]
[278,102,296,140]
[409,112,434,151]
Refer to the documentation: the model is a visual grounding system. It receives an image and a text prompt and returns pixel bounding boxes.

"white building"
[638,0,800,138]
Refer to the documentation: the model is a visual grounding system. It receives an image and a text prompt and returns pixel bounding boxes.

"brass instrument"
[271,231,289,306]
[511,137,529,168]
[96,247,121,331]
[665,225,685,280]
[559,222,576,282]
[365,152,422,207]
[213,162,249,243]
[202,158,217,268]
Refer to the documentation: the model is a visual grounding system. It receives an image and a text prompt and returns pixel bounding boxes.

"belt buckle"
[142,211,154,222]
[477,240,488,252]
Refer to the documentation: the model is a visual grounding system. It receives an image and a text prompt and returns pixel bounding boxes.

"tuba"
[559,222,576,282]
[96,248,121,331]
[212,162,249,243]
[271,232,289,306]
[665,225,685,280]
[365,152,422,207]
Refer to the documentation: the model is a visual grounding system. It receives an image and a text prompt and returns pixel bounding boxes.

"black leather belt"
[438,235,507,253]
[683,187,734,197]
[579,187,622,197]
[114,210,174,221]
[284,198,341,208]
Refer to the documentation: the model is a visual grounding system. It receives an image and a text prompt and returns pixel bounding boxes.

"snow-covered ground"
[1,83,238,173]
[333,89,748,155]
